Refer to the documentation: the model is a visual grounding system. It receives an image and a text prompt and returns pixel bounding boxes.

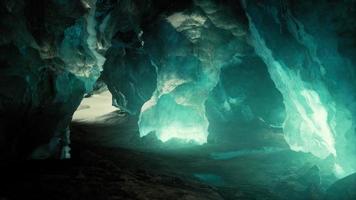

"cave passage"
[0,0,356,199]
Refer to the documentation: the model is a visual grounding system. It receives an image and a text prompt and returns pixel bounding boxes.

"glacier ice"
[138,10,224,144]
[138,1,264,144]
[243,0,356,176]
[247,21,336,159]
[138,48,210,144]
[59,0,106,92]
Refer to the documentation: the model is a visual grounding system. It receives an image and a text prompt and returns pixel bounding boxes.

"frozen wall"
[243,0,356,176]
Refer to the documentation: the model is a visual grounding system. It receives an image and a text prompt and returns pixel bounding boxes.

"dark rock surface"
[325,173,356,200]
[0,111,346,200]
[0,0,87,159]
[0,144,224,200]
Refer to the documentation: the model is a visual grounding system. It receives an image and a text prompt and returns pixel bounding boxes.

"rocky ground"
[0,112,354,200]
[0,148,224,200]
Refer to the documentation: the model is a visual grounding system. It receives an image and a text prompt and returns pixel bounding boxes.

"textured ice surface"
[247,25,336,159]
[138,14,213,144]
[138,6,242,144]
[138,54,210,144]
[243,0,356,176]
[59,0,106,92]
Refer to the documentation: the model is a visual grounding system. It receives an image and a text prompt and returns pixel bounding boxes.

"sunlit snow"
[73,91,118,122]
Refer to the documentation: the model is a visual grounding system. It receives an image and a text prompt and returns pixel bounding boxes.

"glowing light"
[167,12,207,29]
[138,76,210,145]
[334,163,346,178]
[158,123,207,144]
[246,14,336,159]
[138,95,210,145]
[299,89,336,156]
[73,91,118,122]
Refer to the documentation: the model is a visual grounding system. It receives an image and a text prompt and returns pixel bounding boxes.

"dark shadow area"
[0,113,340,200]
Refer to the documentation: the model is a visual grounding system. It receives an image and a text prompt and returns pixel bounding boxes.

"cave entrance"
[72,87,119,123]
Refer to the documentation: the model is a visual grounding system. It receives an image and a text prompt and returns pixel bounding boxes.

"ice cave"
[0,0,355,199]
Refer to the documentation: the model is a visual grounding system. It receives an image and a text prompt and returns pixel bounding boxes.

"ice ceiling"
[0,0,355,177]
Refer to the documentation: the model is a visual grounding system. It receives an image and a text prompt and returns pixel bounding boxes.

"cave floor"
[0,112,338,200]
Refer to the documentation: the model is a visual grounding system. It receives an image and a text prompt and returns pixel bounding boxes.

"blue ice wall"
[138,4,246,143]
[243,0,356,176]
[138,21,210,144]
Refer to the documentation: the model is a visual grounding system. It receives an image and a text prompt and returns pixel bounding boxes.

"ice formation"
[243,0,356,176]
[138,9,224,144]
